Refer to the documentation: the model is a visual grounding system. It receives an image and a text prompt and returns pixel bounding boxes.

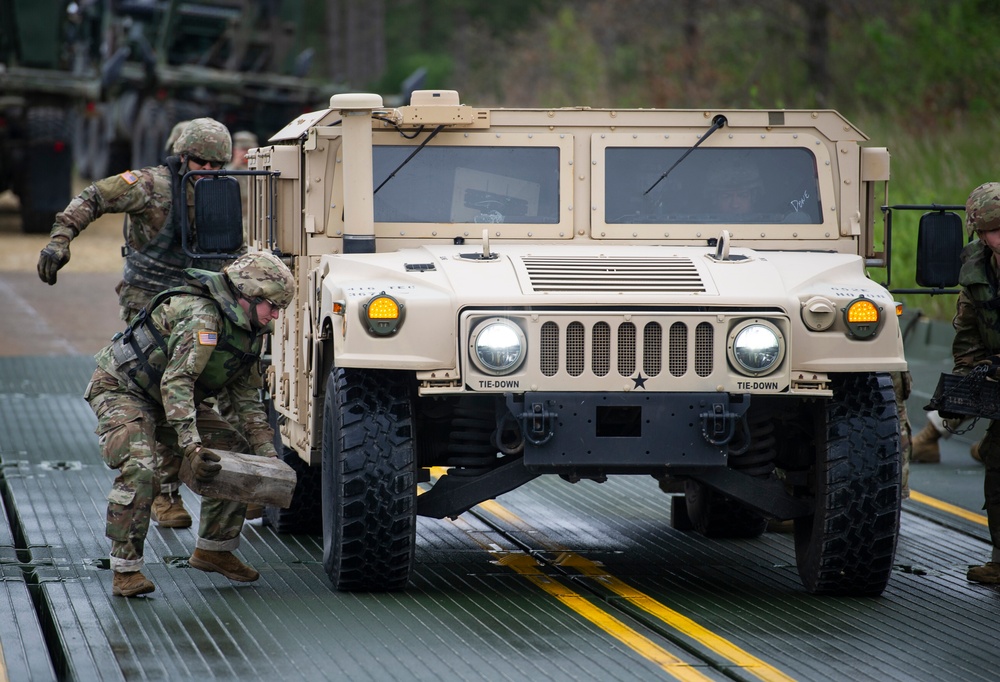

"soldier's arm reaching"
[158,299,220,449]
[952,289,991,375]
[227,379,278,458]
[37,170,153,285]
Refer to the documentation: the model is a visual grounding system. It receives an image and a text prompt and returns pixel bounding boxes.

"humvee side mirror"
[915,211,963,288]
[184,175,244,258]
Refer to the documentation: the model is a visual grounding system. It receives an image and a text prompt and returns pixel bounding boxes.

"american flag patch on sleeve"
[120,170,138,185]
[197,331,218,346]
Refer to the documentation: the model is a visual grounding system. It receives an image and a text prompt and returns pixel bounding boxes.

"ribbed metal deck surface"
[1,329,999,681]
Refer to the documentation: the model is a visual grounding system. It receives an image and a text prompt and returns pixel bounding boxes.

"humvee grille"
[537,318,714,379]
[521,256,706,293]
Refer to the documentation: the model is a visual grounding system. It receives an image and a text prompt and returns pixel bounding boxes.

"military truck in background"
[0,0,340,233]
[237,89,961,597]
[0,1,93,232]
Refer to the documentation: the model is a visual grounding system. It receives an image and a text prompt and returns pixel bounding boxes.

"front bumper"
[510,391,751,473]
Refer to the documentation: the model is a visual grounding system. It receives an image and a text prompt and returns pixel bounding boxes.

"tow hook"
[701,403,746,449]
[518,401,557,446]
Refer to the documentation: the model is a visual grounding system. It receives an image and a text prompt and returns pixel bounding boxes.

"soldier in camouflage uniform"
[84,251,295,597]
[38,118,238,530]
[891,370,913,499]
[944,182,1000,584]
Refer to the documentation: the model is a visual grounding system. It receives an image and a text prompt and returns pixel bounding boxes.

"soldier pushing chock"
[84,252,295,597]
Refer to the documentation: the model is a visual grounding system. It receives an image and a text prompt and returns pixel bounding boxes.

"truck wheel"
[264,445,322,535]
[21,107,72,234]
[794,372,900,596]
[321,367,416,591]
[684,480,767,539]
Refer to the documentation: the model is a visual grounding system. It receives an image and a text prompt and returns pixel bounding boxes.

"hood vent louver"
[521,256,706,293]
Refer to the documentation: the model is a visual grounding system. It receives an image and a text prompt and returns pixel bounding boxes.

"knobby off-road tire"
[794,372,901,596]
[21,107,72,234]
[321,368,416,591]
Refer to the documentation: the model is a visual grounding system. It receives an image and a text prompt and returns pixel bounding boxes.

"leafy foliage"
[371,0,1000,319]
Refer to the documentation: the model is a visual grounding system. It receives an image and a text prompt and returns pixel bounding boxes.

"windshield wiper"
[643,115,728,195]
[374,125,444,195]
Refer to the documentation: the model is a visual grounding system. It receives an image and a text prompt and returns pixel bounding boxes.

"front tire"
[794,372,901,596]
[321,368,416,591]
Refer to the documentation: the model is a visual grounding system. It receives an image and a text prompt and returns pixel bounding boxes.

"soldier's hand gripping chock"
[184,444,222,482]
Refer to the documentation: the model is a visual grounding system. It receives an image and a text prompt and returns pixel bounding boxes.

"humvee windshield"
[605,147,821,225]
[373,146,560,224]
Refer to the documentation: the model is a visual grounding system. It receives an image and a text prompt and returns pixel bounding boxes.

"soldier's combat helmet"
[224,252,295,309]
[173,117,232,165]
[966,182,1000,236]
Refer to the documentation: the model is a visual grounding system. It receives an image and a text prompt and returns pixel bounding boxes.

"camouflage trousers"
[977,420,1000,560]
[891,371,913,498]
[85,368,251,572]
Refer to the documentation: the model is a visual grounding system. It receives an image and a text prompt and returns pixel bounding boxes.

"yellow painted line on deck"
[479,498,795,682]
[909,490,988,526]
[0,641,7,682]
[420,477,713,680]
[497,552,714,682]
[425,468,794,682]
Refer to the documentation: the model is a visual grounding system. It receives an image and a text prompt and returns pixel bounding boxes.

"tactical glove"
[184,444,222,483]
[37,237,71,285]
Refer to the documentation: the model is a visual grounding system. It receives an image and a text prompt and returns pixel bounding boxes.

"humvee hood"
[324,244,875,310]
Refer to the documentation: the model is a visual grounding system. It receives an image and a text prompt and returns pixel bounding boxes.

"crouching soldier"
[84,252,295,597]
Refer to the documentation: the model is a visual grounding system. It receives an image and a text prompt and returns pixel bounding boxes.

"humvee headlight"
[843,297,880,339]
[362,293,403,336]
[470,319,526,375]
[728,321,784,376]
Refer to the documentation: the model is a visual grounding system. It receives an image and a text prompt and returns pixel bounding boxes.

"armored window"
[604,147,822,225]
[373,146,560,224]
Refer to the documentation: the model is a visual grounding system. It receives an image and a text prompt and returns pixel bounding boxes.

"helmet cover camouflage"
[224,252,295,308]
[966,182,1000,236]
[173,117,232,164]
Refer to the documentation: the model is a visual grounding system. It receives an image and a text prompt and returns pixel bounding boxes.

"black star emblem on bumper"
[632,372,648,389]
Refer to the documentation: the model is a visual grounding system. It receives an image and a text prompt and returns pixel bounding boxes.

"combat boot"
[971,439,983,463]
[112,570,155,597]
[967,562,1000,584]
[910,421,941,463]
[151,492,192,528]
[189,548,259,582]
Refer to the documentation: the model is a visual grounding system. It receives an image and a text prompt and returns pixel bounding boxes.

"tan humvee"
[245,90,906,596]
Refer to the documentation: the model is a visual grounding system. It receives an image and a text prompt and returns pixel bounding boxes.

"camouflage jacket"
[50,161,235,318]
[95,269,274,453]
[952,240,1000,374]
